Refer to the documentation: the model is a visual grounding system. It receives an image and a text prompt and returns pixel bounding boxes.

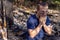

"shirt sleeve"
[27,17,35,29]
[46,17,51,26]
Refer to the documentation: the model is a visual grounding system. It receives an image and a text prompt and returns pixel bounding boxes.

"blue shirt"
[26,14,51,40]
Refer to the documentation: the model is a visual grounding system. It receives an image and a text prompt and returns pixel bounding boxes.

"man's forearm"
[29,24,42,38]
[43,24,52,35]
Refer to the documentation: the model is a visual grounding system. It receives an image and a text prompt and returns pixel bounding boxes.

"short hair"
[37,2,48,10]
[38,2,48,6]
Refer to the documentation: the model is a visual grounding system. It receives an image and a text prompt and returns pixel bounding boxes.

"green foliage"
[52,0,60,2]
[52,0,60,5]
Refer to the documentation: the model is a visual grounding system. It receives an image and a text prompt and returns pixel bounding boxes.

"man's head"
[37,2,48,17]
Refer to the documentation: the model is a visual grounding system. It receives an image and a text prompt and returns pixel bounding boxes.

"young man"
[27,2,53,40]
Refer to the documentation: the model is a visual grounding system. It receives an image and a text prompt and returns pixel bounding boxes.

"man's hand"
[39,17,53,35]
[39,17,46,25]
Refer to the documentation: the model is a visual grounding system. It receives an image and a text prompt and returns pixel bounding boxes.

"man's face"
[38,5,48,17]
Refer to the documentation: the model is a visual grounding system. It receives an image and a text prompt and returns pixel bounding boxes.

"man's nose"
[41,11,45,14]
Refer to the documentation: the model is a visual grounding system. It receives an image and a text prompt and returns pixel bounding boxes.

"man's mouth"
[40,13,46,17]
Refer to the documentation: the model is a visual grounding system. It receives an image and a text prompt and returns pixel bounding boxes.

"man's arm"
[41,17,53,35]
[43,24,53,35]
[28,23,42,38]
